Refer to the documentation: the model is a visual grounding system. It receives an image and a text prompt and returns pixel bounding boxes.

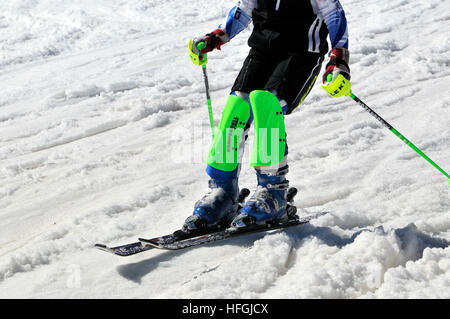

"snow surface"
[0,0,449,299]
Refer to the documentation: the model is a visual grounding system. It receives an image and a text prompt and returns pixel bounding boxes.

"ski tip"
[95,241,154,256]
[95,243,108,249]
[95,243,116,254]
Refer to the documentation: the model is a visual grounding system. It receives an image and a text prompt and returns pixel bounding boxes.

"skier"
[183,0,351,232]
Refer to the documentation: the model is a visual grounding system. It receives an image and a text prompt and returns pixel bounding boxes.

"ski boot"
[229,167,291,231]
[179,178,249,237]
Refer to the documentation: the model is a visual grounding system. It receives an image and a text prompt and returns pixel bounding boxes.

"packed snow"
[0,0,449,299]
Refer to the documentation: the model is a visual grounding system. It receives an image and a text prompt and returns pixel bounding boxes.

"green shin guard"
[207,94,251,171]
[250,90,286,167]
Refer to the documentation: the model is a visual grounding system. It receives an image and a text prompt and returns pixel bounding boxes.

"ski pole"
[324,74,449,183]
[195,41,215,139]
[348,92,449,183]
[201,63,215,139]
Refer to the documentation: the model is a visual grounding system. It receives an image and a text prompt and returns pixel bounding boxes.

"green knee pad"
[207,94,250,171]
[250,90,286,167]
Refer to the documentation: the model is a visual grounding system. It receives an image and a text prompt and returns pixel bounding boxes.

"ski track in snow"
[0,0,449,298]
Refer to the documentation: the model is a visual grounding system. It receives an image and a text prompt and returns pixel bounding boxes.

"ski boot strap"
[266,180,290,190]
[256,165,289,177]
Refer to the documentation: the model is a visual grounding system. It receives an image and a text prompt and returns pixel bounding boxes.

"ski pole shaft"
[196,41,215,139]
[201,64,215,139]
[349,93,450,183]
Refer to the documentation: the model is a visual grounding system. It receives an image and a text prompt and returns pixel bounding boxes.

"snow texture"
[0,0,449,298]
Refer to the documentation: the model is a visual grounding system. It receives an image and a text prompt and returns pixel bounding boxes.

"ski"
[94,187,321,256]
[94,225,237,256]
[139,211,327,251]
[94,188,252,256]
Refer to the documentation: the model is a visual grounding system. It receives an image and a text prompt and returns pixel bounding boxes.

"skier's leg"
[229,90,290,228]
[206,92,251,175]
[183,92,251,232]
[249,90,286,170]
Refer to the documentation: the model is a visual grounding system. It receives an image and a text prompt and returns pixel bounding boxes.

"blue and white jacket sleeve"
[218,0,255,40]
[315,0,349,49]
